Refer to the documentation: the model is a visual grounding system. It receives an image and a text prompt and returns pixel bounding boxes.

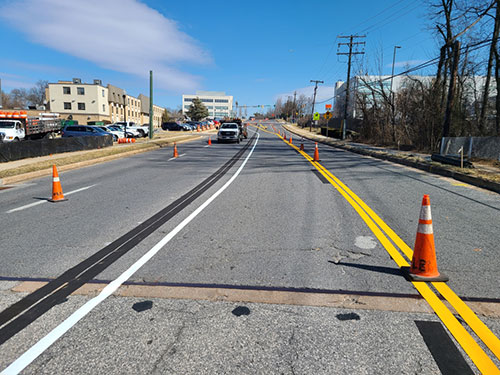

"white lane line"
[1,134,260,375]
[6,185,97,214]
[167,153,186,161]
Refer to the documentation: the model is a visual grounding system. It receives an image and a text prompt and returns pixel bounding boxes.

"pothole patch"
[354,236,377,250]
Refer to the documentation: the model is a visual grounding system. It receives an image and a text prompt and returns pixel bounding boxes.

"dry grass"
[0,135,197,179]
[285,123,500,185]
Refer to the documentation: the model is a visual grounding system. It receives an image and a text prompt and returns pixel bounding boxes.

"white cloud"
[0,0,212,92]
[276,85,336,103]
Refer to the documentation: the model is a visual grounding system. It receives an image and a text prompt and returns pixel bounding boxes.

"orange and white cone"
[289,135,293,144]
[300,137,304,151]
[403,195,448,282]
[208,137,212,145]
[173,143,179,158]
[313,142,320,161]
[49,165,67,202]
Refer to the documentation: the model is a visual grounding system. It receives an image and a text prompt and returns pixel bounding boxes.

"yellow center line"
[278,135,500,374]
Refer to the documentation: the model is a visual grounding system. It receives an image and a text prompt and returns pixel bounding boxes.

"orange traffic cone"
[313,142,320,161]
[173,143,179,158]
[49,165,67,202]
[197,126,201,132]
[208,137,212,145]
[289,135,293,144]
[300,142,304,151]
[403,195,448,282]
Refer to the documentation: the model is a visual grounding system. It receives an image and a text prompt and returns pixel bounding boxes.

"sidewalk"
[282,123,500,195]
[0,130,215,185]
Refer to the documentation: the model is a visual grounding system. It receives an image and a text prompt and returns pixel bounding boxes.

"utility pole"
[390,46,401,143]
[337,35,365,140]
[149,70,153,139]
[310,80,323,132]
[292,91,297,123]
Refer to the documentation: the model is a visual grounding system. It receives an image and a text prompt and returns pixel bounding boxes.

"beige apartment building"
[47,79,110,123]
[108,84,125,123]
[138,94,165,128]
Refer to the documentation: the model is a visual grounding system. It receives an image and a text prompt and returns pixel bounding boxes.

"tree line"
[273,0,500,151]
[1,80,48,109]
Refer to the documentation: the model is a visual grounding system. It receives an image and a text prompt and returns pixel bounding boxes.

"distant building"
[182,91,233,118]
[47,78,109,123]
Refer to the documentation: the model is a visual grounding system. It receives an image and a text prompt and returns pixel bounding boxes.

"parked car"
[112,123,141,137]
[97,125,132,140]
[217,122,241,143]
[162,122,186,131]
[61,125,114,140]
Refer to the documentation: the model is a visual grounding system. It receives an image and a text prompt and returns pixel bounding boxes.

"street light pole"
[390,46,401,143]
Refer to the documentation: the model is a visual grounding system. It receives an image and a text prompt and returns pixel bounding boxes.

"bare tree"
[27,80,48,107]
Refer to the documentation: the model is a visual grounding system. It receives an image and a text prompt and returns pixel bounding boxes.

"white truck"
[0,111,62,142]
[114,121,150,138]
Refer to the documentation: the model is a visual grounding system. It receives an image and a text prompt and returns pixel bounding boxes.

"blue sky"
[0,0,439,111]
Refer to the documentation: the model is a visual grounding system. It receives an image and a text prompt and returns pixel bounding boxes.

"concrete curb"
[1,135,203,185]
[283,124,500,195]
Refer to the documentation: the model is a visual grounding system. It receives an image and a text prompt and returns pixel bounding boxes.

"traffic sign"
[313,112,320,121]
[325,104,332,110]
[324,111,332,120]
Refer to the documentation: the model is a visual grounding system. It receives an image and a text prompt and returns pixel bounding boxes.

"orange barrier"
[117,138,136,144]
[313,142,320,161]
[49,165,67,202]
[173,142,179,158]
[404,195,448,282]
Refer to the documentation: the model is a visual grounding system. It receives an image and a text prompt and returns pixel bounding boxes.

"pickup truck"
[217,122,242,143]
[114,121,149,137]
[0,111,62,142]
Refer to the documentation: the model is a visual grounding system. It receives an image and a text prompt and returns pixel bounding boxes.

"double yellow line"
[276,133,500,374]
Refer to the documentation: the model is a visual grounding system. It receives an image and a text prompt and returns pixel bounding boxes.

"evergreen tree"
[186,98,209,121]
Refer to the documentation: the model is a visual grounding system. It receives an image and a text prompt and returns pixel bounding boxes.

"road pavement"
[0,121,499,374]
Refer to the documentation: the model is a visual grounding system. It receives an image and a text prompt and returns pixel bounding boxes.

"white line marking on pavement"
[6,185,97,213]
[1,134,260,375]
[168,153,186,161]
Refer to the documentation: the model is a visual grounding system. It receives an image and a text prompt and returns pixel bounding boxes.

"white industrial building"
[182,91,233,119]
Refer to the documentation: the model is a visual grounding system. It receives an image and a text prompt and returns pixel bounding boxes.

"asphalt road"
[0,121,499,374]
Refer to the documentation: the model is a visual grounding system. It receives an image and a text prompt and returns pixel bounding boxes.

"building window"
[184,98,193,102]
[103,104,106,112]
[64,102,72,110]
[77,87,85,95]
[78,103,86,110]
[63,86,71,95]
[200,98,213,103]
[102,89,105,97]
[215,99,228,103]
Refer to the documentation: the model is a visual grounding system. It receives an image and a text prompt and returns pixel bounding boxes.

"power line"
[348,0,410,35]
[360,2,422,35]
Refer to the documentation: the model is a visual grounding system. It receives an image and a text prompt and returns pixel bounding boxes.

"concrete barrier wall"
[0,135,113,162]
[441,137,500,160]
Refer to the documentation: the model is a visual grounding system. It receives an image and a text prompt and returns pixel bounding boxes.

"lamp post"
[390,46,401,143]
